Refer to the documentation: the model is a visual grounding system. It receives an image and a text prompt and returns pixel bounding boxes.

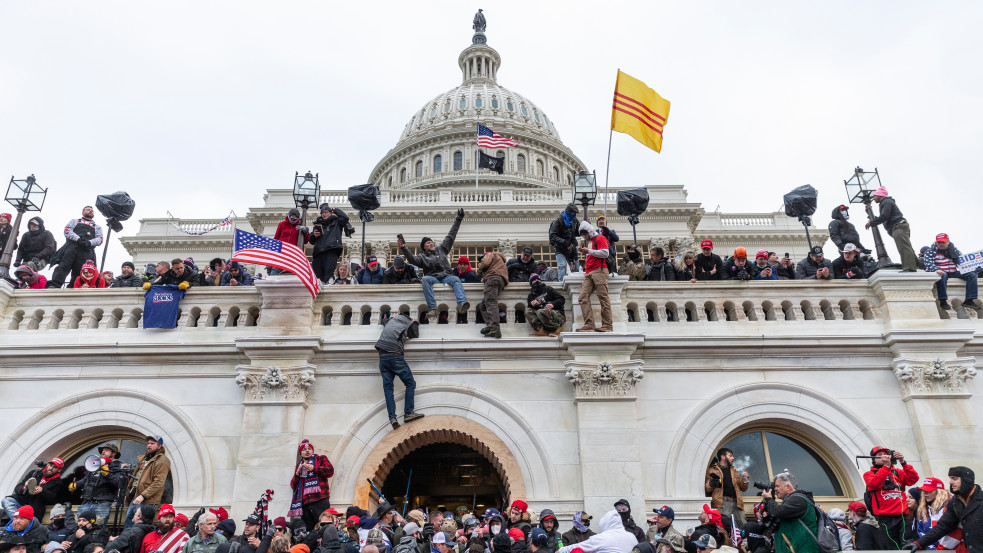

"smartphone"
[784,252,790,258]
[397,233,405,244]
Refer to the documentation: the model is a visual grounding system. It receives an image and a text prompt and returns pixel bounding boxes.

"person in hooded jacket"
[594,217,619,275]
[13,265,46,289]
[645,248,676,282]
[828,205,870,254]
[824,509,853,552]
[46,504,70,543]
[0,212,17,259]
[398,209,470,318]
[535,511,561,553]
[907,466,982,553]
[739,522,770,553]
[483,514,506,553]
[221,262,255,286]
[527,274,566,337]
[308,204,350,284]
[273,208,311,253]
[383,257,421,285]
[315,525,343,553]
[846,502,880,551]
[548,204,580,282]
[555,510,636,553]
[478,250,509,339]
[110,262,146,288]
[106,505,159,553]
[612,500,645,544]
[72,261,107,289]
[14,217,56,271]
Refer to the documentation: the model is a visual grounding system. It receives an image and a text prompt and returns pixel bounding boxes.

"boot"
[576,324,595,332]
[404,412,425,423]
[529,329,548,337]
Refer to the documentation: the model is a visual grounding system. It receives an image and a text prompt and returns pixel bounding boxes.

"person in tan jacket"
[123,435,171,529]
[478,250,509,339]
[704,448,749,529]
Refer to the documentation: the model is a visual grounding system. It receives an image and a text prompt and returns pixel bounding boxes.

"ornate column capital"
[235,364,316,405]
[369,240,392,265]
[892,357,977,400]
[649,236,698,257]
[498,238,517,259]
[564,360,644,401]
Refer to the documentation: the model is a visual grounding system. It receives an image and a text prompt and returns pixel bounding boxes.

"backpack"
[790,493,841,553]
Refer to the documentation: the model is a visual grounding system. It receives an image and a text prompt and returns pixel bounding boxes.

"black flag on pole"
[478,151,505,174]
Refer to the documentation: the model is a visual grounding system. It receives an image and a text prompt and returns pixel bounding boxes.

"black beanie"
[122,261,135,270]
[948,466,975,494]
[139,504,157,522]
[421,237,433,249]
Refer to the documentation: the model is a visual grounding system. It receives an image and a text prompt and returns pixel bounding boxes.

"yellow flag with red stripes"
[611,70,671,153]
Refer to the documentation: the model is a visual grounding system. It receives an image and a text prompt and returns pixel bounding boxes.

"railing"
[451,190,501,203]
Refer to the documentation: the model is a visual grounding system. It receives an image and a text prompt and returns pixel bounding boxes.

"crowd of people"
[1,438,980,553]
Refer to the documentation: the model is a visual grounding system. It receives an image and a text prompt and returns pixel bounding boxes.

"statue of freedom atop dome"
[473,9,486,33]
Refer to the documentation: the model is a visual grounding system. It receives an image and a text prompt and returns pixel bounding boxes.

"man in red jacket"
[271,209,310,275]
[862,446,919,549]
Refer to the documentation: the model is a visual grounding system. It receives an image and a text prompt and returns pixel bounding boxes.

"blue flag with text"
[143,285,186,328]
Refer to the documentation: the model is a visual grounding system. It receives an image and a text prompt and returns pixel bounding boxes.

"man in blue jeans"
[924,232,982,313]
[398,209,470,321]
[375,313,424,430]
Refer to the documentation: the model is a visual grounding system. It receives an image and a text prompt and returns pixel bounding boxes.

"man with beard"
[905,466,981,552]
[2,458,66,522]
[527,274,565,337]
[0,506,50,553]
[535,510,561,553]
[140,505,189,553]
[124,437,171,529]
[613,500,645,543]
[110,262,146,288]
[106,505,157,553]
[70,443,125,521]
[14,217,56,272]
[48,206,103,289]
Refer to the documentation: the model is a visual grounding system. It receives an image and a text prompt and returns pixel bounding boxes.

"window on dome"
[415,161,423,178]
[400,168,407,183]
[459,98,467,110]
[433,155,442,173]
[516,154,526,173]
[536,159,544,176]
[475,96,483,108]
[552,167,559,181]
[507,100,514,112]
[444,100,451,113]
[430,106,437,118]
[534,111,541,123]
[715,429,846,497]
[567,175,572,186]
[496,150,505,159]
[453,151,463,171]
[544,116,551,131]
[491,97,499,109]
[388,176,393,188]
[521,105,529,116]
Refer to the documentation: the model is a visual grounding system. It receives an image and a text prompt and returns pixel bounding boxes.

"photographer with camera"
[831,244,867,280]
[123,437,170,530]
[68,444,126,522]
[704,449,749,530]
[2,458,66,522]
[760,471,818,553]
[862,446,919,549]
[308,204,350,285]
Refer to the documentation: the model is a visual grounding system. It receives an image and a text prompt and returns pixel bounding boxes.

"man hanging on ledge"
[143,259,197,290]
[47,206,103,288]
[398,209,470,321]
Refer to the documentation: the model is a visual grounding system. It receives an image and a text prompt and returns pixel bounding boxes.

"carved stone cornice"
[235,364,316,405]
[892,357,977,400]
[564,360,644,401]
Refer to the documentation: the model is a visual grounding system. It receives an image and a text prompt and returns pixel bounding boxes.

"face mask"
[840,210,849,220]
[491,525,501,536]
[532,282,545,293]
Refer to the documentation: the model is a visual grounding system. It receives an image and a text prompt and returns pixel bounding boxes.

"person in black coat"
[831,244,867,279]
[527,275,566,336]
[507,248,538,284]
[828,205,870,254]
[309,203,350,283]
[104,505,156,553]
[908,466,982,552]
[547,204,580,282]
[14,217,57,271]
[695,241,723,280]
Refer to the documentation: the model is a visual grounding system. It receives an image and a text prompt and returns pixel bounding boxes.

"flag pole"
[476,118,480,189]
[603,128,613,218]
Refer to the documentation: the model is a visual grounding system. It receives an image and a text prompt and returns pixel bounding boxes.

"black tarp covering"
[96,191,135,231]
[616,188,650,217]
[783,184,818,219]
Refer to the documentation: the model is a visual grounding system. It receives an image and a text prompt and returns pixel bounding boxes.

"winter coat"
[556,510,637,553]
[528,284,565,312]
[506,256,538,284]
[833,522,853,552]
[182,532,227,553]
[675,261,697,282]
[0,224,17,257]
[621,257,646,281]
[106,522,156,553]
[73,261,107,288]
[9,470,65,517]
[400,217,462,279]
[863,463,920,516]
[479,251,509,285]
[559,528,594,548]
[916,484,982,550]
[383,265,421,284]
[828,207,867,252]
[454,267,479,283]
[765,493,819,553]
[111,272,146,288]
[685,523,725,553]
[548,213,580,257]
[870,196,905,235]
[705,462,750,510]
[537,509,562,553]
[47,520,70,544]
[129,449,171,504]
[309,209,350,255]
[832,255,866,279]
[74,460,127,502]
[1,517,54,553]
[852,516,881,550]
[355,265,385,285]
[645,259,676,281]
[723,262,754,281]
[695,253,723,280]
[220,263,254,286]
[274,216,310,249]
[924,241,963,273]
[795,256,832,280]
[63,217,104,250]
[776,260,797,280]
[537,266,559,282]
[375,314,419,356]
[154,268,199,287]
[393,535,420,553]
[13,265,46,289]
[15,217,56,266]
[316,526,344,553]
[67,525,110,553]
[753,262,778,280]
[289,453,335,505]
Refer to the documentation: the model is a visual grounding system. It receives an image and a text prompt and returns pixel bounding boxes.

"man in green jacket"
[182,513,227,553]
[761,471,818,553]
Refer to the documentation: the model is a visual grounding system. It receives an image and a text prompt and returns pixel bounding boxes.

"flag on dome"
[611,70,671,153]
[478,151,505,174]
[232,229,320,298]
[477,123,518,148]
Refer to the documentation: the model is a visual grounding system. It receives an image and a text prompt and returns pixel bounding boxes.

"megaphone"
[84,455,109,472]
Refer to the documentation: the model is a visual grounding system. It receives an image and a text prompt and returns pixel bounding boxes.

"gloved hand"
[178,281,190,291]
[298,226,309,234]
[142,282,151,291]
[265,524,278,538]
[196,507,206,516]
[456,208,465,220]
[902,542,920,551]
[99,465,109,475]
[67,232,80,242]
[422,523,435,541]
[708,474,721,488]
[31,257,40,266]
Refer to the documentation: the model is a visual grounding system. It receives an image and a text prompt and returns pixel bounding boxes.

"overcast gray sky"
[2,1,981,273]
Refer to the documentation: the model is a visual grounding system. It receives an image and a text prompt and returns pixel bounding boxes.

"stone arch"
[0,389,213,505]
[665,381,878,499]
[331,385,557,507]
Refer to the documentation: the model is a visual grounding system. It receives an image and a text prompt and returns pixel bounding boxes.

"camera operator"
[2,458,66,522]
[68,444,126,522]
[123,437,171,530]
[862,446,919,549]
[831,244,867,280]
[905,466,981,553]
[63,511,109,553]
[704,449,749,529]
[760,471,818,553]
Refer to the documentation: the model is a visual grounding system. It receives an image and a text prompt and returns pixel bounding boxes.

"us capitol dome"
[368,12,587,192]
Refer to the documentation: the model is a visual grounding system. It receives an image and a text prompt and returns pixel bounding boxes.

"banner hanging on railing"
[958,247,983,273]
[166,210,236,236]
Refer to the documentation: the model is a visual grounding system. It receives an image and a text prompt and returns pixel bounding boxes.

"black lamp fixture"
[293,171,320,250]
[573,169,597,222]
[844,166,895,268]
[1,174,47,280]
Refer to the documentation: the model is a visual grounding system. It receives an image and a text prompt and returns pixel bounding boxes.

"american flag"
[232,229,320,298]
[156,528,190,553]
[477,123,518,148]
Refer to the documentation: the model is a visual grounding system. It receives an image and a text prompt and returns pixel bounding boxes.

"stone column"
[369,240,392,266]
[498,238,517,259]
[561,273,630,332]
[562,333,646,518]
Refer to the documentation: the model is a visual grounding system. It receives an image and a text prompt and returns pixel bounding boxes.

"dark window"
[415,161,423,178]
[453,151,463,171]
[517,154,526,173]
[433,155,442,173]
[400,168,406,183]
[716,430,844,496]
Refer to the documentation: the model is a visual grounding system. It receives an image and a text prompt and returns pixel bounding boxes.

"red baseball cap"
[847,501,867,514]
[918,477,945,492]
[158,504,176,517]
[936,233,949,242]
[507,528,525,541]
[702,504,722,526]
[323,508,343,516]
[870,446,891,457]
[175,513,189,526]
[510,500,528,513]
[346,515,361,526]
[49,457,65,468]
[701,240,713,249]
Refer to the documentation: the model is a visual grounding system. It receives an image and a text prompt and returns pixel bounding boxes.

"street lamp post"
[0,174,47,281]
[293,171,320,250]
[573,169,597,223]
[844,166,896,269]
